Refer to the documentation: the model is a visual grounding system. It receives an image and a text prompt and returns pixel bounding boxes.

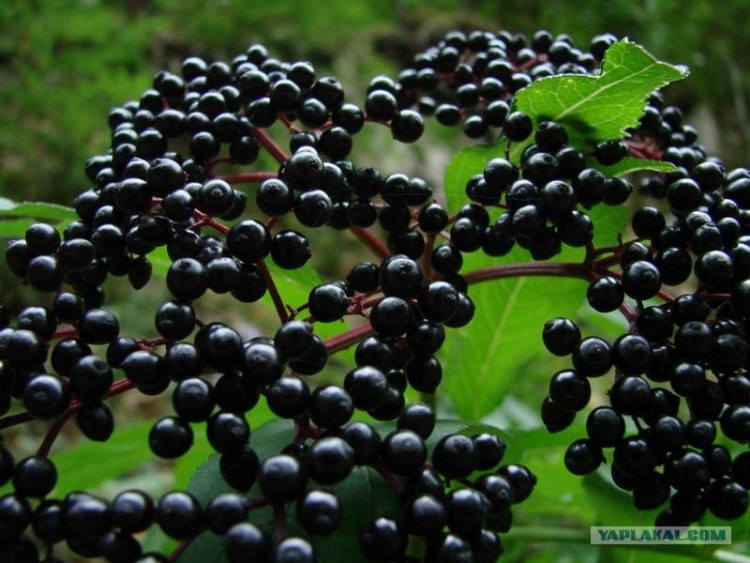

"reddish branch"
[37,410,75,457]
[169,535,201,562]
[253,127,288,164]
[463,262,593,285]
[0,378,135,433]
[349,227,390,259]
[215,171,278,184]
[324,323,375,354]
[257,260,290,324]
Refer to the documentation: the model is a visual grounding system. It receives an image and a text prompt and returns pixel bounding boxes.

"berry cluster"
[0,33,543,562]
[541,160,750,522]
[0,25,747,562]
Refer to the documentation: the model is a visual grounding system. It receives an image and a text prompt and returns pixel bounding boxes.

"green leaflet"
[587,155,678,177]
[0,198,78,223]
[0,421,155,498]
[513,39,688,152]
[0,198,77,238]
[441,144,628,421]
[181,419,505,562]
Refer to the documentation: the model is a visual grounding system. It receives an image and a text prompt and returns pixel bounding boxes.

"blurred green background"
[1,1,750,561]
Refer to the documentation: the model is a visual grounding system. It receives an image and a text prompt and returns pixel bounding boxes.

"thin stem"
[370,462,405,496]
[419,392,436,410]
[205,157,233,174]
[138,336,170,351]
[257,260,289,324]
[52,327,78,340]
[215,171,278,185]
[273,503,287,542]
[279,113,301,134]
[37,410,75,457]
[619,301,639,323]
[293,414,321,443]
[0,411,35,431]
[422,233,436,281]
[463,262,592,285]
[169,534,200,562]
[324,323,375,354]
[0,378,135,432]
[102,378,136,400]
[247,496,271,510]
[191,208,231,236]
[254,128,288,164]
[350,227,390,260]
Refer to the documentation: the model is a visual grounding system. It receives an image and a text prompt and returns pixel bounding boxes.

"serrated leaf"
[513,39,688,156]
[588,155,678,177]
[0,197,78,223]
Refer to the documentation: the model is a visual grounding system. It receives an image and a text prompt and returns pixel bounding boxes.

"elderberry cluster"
[0,31,555,562]
[541,162,750,522]
[0,22,747,561]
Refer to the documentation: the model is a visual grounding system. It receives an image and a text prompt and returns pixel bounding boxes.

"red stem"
[257,261,289,324]
[254,128,288,164]
[370,462,405,496]
[323,323,375,354]
[215,172,278,185]
[205,157,233,174]
[188,207,231,236]
[169,534,201,562]
[279,113,301,134]
[37,410,75,457]
[273,503,287,542]
[0,378,135,432]
[422,233,437,281]
[52,327,78,340]
[349,227,390,260]
[463,262,593,285]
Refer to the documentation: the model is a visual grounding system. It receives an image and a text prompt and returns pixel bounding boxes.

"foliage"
[1,7,750,563]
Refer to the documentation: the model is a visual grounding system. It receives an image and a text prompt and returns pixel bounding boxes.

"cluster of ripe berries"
[0,22,748,561]
[537,115,750,524]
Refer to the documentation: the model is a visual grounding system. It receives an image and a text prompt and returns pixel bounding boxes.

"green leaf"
[443,144,502,212]
[440,270,583,420]
[512,39,688,156]
[0,421,155,498]
[173,400,277,491]
[147,245,172,278]
[486,424,601,542]
[182,418,505,563]
[0,218,38,238]
[182,418,402,563]
[181,419,294,563]
[263,260,324,316]
[0,198,78,223]
[441,149,628,420]
[588,155,679,177]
